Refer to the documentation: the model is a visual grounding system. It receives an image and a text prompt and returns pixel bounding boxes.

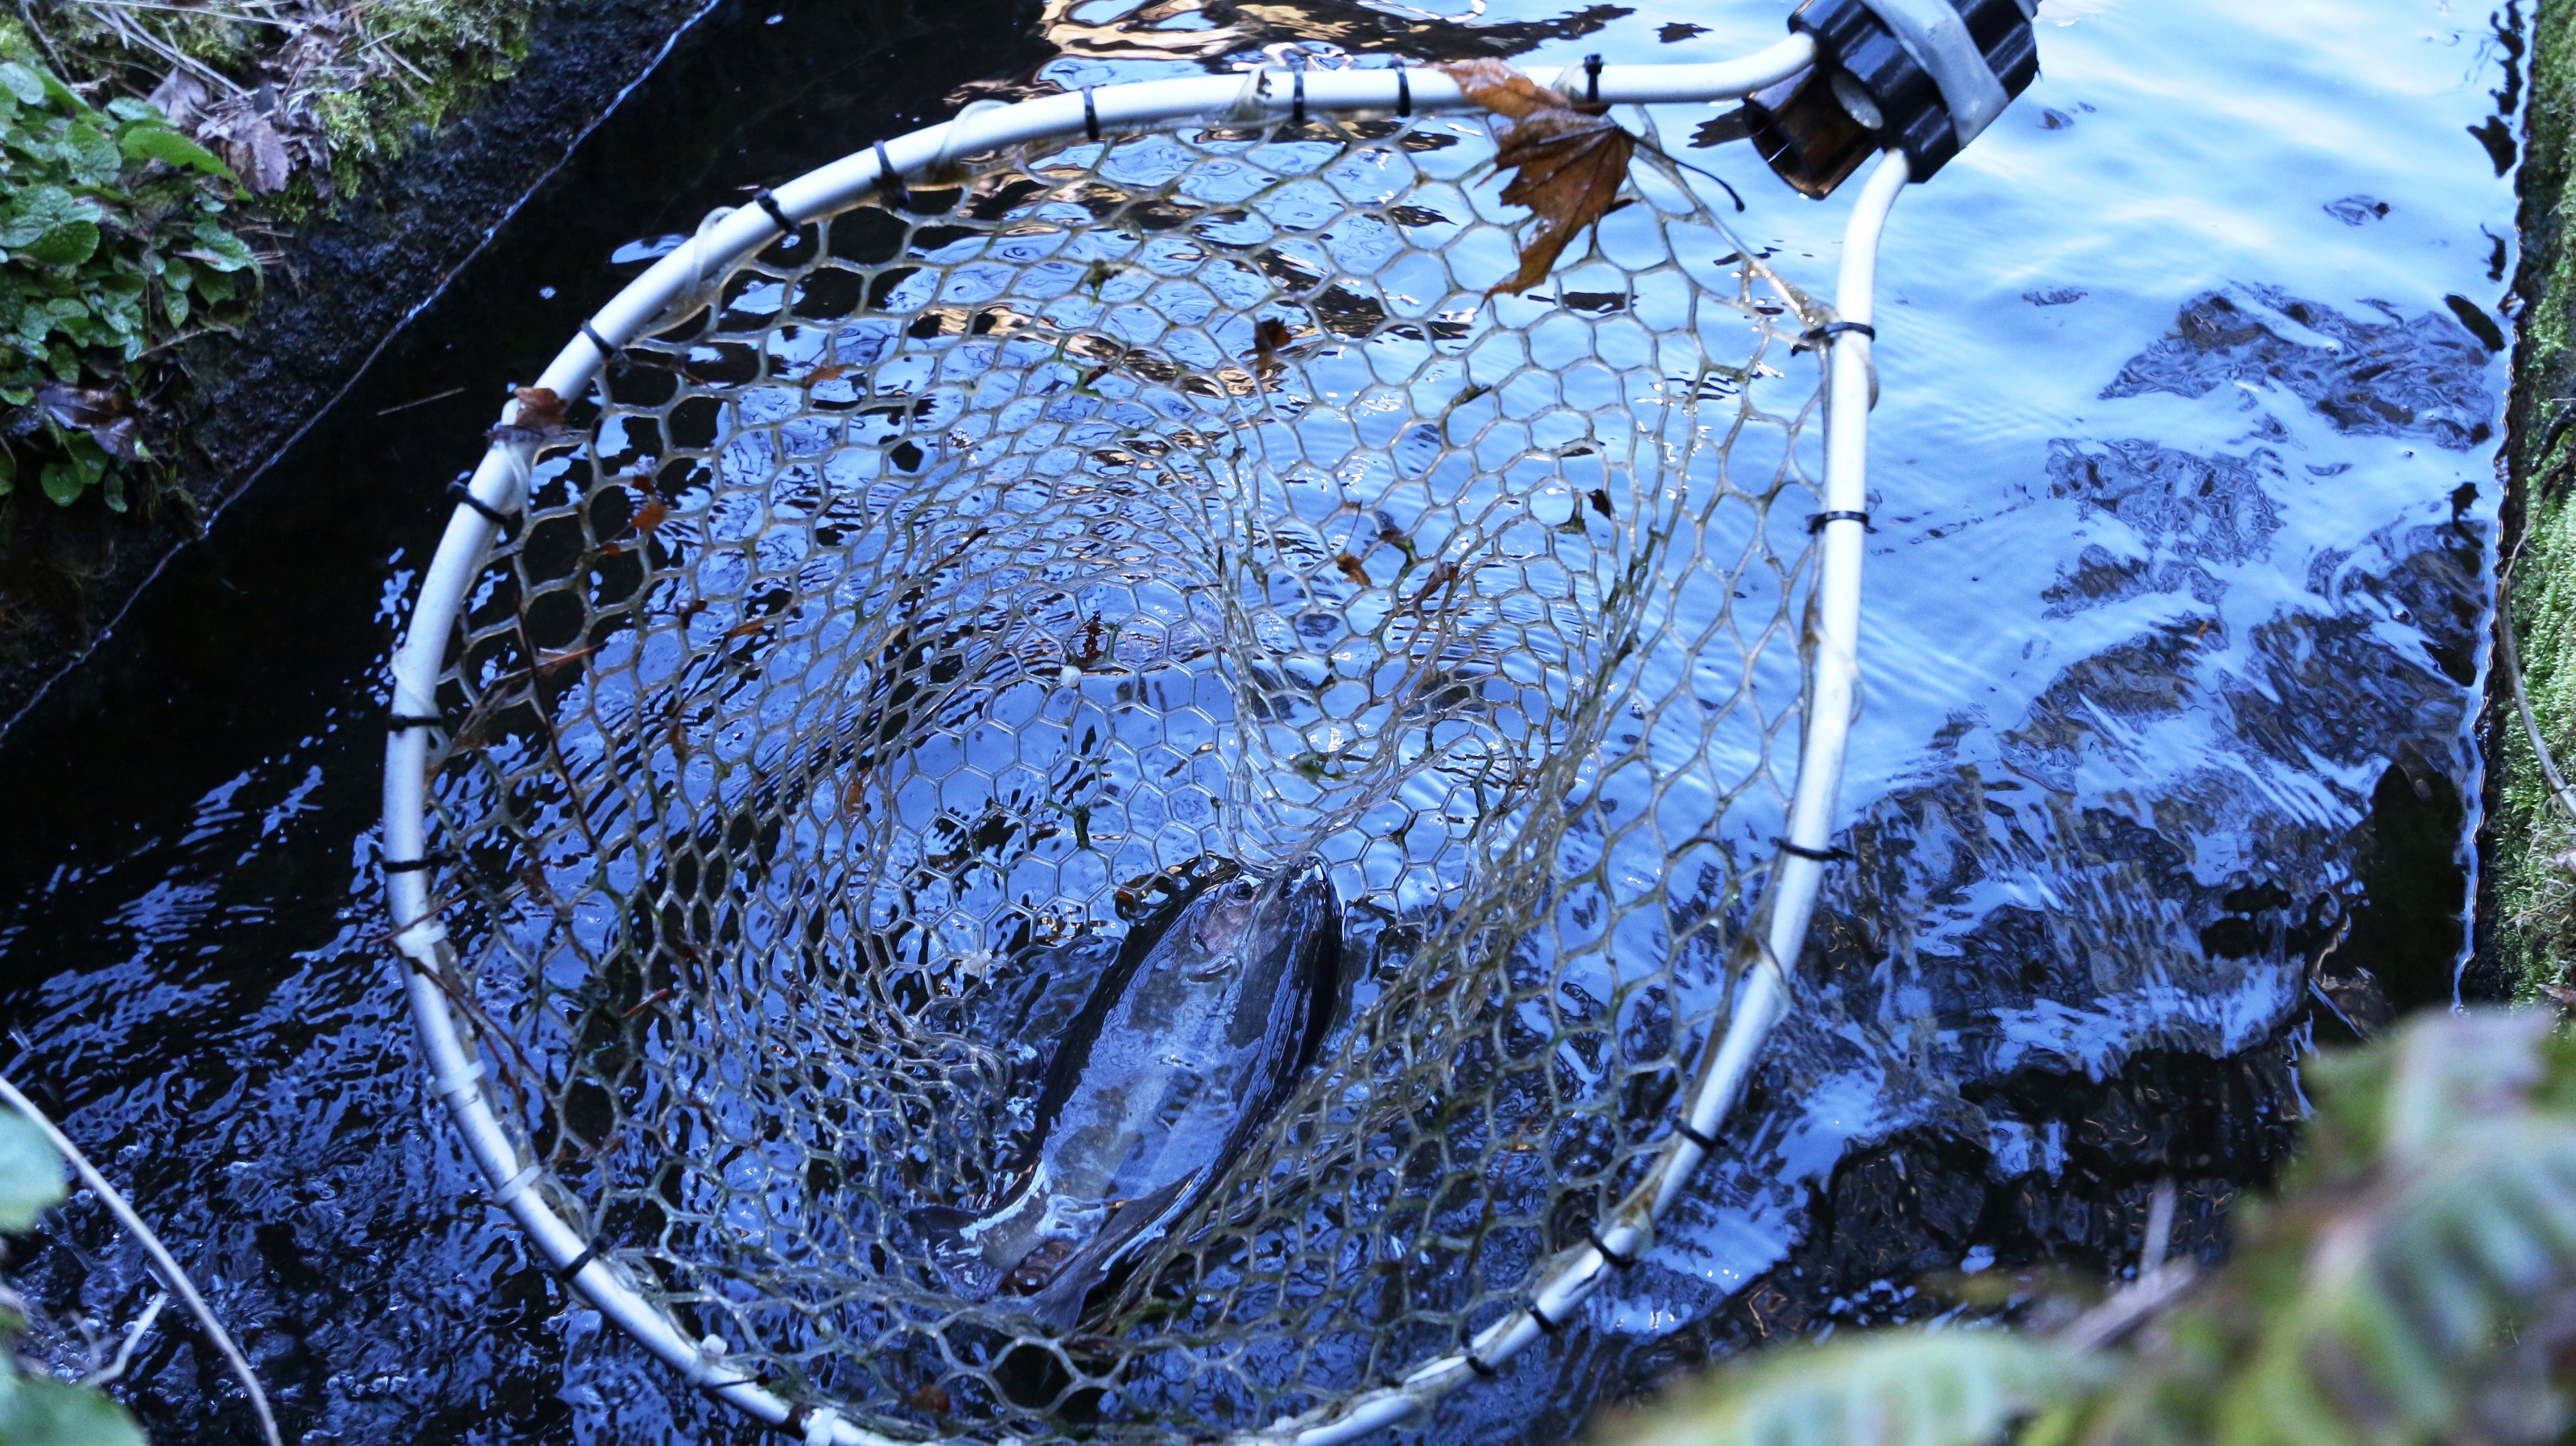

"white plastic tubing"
[378,39,1905,1446]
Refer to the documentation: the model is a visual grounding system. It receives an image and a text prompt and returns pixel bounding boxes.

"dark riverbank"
[0,0,707,733]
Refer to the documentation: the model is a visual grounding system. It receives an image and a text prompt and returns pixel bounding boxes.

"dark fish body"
[942,857,1340,1326]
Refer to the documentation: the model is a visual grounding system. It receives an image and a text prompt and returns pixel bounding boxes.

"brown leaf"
[1438,60,1637,296]
[35,383,144,460]
[1335,552,1371,587]
[1439,58,1574,122]
[631,498,669,537]
[1250,316,1292,381]
[147,70,207,130]
[491,386,572,445]
[242,112,291,193]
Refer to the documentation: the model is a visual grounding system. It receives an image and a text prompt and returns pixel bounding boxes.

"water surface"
[0,0,2515,1439]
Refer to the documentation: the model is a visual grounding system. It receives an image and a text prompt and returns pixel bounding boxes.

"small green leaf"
[121,125,230,180]
[0,1108,65,1232]
[0,1367,149,1446]
[39,448,102,506]
[185,221,254,273]
[0,185,101,249]
[22,220,100,268]
[105,97,157,123]
[0,62,46,108]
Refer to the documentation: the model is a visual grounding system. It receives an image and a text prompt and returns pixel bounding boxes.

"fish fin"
[913,1203,980,1241]
[1018,1173,1202,1333]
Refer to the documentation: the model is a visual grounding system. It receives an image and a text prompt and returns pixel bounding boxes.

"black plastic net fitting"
[1746,0,2041,197]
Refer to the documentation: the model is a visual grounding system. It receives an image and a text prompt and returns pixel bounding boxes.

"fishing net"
[406,97,1834,1440]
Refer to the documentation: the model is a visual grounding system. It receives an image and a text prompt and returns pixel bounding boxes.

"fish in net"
[389,71,1860,1444]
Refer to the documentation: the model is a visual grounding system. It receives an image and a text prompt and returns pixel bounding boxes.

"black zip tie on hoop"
[580,320,622,366]
[1290,65,1307,128]
[873,140,910,209]
[386,712,443,732]
[1674,1119,1720,1151]
[382,850,452,875]
[1775,836,1856,862]
[1584,1221,1639,1270]
[1583,53,1604,105]
[1806,509,1874,534]
[555,1242,601,1282]
[1802,320,1876,349]
[1082,86,1100,141]
[1394,63,1411,117]
[1527,1300,1566,1337]
[446,481,521,540]
[750,187,796,237]
[696,1370,773,1401]
[1462,1335,1500,1378]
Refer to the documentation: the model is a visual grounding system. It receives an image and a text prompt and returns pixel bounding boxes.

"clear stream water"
[0,0,2517,1439]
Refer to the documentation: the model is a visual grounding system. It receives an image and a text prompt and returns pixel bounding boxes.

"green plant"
[1604,1010,2576,1446]
[0,1107,143,1446]
[0,44,254,513]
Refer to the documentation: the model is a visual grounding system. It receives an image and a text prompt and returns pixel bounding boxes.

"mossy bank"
[2484,0,2576,994]
[0,0,708,731]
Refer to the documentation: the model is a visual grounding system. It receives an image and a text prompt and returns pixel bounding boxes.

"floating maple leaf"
[1439,59,1637,296]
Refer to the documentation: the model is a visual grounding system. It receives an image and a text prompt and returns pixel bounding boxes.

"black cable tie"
[382,855,439,874]
[1292,66,1307,128]
[1806,510,1874,534]
[580,320,622,365]
[1464,1349,1499,1378]
[445,481,522,540]
[1674,1120,1719,1151]
[751,187,796,237]
[1528,1302,1564,1337]
[1583,53,1603,105]
[555,1243,601,1281]
[1395,64,1411,118]
[1802,320,1877,347]
[1083,86,1100,141]
[1584,1222,1638,1270]
[874,140,910,209]
[386,713,444,732]
[1774,836,1856,863]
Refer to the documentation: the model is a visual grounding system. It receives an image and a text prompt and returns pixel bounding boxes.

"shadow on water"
[0,0,2516,1438]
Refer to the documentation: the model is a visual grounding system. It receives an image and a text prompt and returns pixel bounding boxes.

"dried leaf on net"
[490,386,572,445]
[1439,58,1638,295]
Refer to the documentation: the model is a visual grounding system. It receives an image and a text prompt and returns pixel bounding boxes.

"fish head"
[1194,879,1261,946]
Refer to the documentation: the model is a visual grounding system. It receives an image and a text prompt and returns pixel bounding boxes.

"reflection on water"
[0,0,2516,1439]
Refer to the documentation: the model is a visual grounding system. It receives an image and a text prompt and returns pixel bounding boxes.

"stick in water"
[0,1075,283,1446]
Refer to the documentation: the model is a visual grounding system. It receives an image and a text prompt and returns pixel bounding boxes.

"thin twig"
[2061,1178,2188,1353]
[2497,614,2576,822]
[87,1292,168,1386]
[0,1076,283,1446]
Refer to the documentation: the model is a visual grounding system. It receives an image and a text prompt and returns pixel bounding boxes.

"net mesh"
[413,100,1831,1440]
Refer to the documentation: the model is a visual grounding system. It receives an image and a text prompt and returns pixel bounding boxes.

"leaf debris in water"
[1437,59,1637,297]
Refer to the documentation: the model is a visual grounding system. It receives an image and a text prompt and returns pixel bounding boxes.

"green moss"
[2488,0,2576,998]
[16,1,542,212]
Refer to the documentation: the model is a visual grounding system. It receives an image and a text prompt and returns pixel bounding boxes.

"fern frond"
[1608,1329,2095,1446]
[2218,1118,2576,1446]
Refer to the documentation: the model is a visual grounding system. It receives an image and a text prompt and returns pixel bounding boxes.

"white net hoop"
[378,48,1902,1446]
